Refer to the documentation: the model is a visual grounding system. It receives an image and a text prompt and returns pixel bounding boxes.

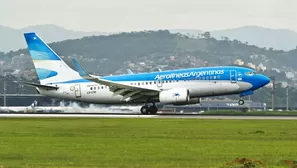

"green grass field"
[200,110,297,116]
[0,118,297,168]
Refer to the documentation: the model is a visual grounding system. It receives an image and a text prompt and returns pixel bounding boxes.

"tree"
[203,32,211,39]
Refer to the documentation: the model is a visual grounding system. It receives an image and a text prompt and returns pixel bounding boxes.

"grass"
[0,118,297,167]
[200,110,297,116]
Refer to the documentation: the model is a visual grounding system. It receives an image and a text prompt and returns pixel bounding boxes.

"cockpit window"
[245,71,255,76]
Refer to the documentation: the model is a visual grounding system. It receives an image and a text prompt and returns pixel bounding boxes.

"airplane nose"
[260,75,270,86]
[250,74,271,91]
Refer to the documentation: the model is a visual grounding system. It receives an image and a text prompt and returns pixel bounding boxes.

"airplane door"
[230,70,237,83]
[74,84,81,98]
[156,79,163,88]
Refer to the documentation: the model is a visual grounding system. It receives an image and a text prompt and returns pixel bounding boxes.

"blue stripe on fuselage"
[51,66,254,84]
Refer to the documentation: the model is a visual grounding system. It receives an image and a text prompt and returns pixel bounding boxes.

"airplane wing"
[72,59,160,102]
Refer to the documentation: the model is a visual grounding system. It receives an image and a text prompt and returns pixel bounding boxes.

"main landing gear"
[238,99,245,105]
[140,103,158,115]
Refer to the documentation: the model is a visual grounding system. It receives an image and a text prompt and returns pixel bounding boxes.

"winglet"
[72,59,90,77]
[127,69,134,74]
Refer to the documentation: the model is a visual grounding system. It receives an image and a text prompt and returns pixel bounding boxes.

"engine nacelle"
[159,88,190,104]
[173,97,201,105]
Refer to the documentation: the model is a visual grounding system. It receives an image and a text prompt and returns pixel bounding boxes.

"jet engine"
[158,88,192,104]
[159,88,201,105]
[173,97,201,105]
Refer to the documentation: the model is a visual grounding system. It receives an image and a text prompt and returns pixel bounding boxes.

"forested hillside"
[7,30,297,74]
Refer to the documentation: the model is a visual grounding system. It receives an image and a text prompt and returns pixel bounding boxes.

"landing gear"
[140,103,158,115]
[148,106,158,114]
[238,99,244,105]
[140,105,149,114]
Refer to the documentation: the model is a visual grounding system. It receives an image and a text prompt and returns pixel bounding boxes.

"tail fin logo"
[24,32,82,85]
[36,68,58,80]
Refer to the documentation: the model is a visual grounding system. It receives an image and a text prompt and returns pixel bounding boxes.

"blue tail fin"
[24,32,81,85]
[24,32,61,61]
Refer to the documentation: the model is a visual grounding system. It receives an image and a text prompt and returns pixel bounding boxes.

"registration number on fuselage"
[87,91,96,94]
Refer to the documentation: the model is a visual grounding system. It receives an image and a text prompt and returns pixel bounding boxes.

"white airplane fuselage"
[38,80,251,104]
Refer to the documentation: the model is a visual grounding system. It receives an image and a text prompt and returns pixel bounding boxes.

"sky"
[1,0,297,32]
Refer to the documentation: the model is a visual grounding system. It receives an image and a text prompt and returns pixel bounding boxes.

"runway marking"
[1,114,297,120]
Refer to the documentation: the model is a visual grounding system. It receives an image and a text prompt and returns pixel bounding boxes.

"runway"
[1,113,297,120]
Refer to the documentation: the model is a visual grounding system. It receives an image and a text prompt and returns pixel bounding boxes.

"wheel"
[238,99,244,105]
[140,106,149,114]
[148,106,158,114]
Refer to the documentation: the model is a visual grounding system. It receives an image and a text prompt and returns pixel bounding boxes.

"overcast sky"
[1,0,296,32]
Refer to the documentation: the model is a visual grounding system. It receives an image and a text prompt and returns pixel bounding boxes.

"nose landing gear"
[238,99,245,105]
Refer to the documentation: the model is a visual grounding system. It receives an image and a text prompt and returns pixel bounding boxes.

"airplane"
[0,100,38,113]
[21,32,270,115]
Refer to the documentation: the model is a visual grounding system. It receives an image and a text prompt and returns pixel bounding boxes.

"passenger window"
[101,86,104,89]
[90,87,92,90]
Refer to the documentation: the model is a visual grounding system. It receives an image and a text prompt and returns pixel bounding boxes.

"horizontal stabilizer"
[20,82,59,90]
[127,69,134,74]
